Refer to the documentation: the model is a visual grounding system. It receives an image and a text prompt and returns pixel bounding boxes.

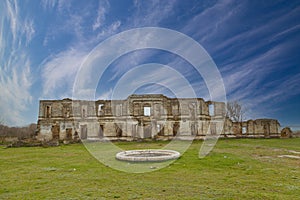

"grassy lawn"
[0,138,299,199]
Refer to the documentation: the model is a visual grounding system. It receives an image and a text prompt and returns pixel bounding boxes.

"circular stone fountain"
[116,149,180,162]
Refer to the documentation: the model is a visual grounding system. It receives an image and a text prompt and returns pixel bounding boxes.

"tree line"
[0,123,37,139]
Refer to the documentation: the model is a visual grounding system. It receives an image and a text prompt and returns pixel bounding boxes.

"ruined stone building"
[37,94,281,141]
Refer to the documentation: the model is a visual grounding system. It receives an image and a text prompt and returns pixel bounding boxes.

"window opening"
[144,107,151,116]
[242,126,247,134]
[209,104,214,116]
[98,104,104,115]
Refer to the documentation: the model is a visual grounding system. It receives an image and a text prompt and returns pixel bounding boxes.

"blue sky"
[0,0,299,129]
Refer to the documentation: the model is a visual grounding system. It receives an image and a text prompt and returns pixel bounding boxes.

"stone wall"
[37,94,281,141]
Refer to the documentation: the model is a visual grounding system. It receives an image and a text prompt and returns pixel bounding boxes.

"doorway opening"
[80,125,87,139]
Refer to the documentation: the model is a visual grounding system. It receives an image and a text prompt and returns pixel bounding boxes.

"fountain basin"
[116,149,180,162]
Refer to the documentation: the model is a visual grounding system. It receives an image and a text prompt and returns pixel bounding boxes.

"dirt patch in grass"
[278,155,300,159]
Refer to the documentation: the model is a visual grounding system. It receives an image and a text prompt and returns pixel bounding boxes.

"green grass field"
[0,138,299,199]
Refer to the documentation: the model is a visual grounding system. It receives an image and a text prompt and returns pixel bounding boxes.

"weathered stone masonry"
[36,94,281,141]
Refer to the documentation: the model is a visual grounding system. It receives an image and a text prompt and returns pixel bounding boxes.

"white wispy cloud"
[41,1,85,46]
[108,63,204,101]
[39,0,179,102]
[181,0,239,42]
[93,7,106,30]
[41,47,88,99]
[93,1,109,31]
[107,50,155,82]
[97,88,113,100]
[0,0,35,126]
[1,0,298,127]
[131,0,177,26]
[39,1,123,100]
[41,0,116,48]
[173,0,300,120]
[220,38,300,119]
[18,0,300,126]
[0,15,6,63]
[223,34,298,93]
[0,55,33,125]
[23,19,35,45]
[6,0,18,45]
[41,0,57,10]
[95,20,121,42]
[243,71,300,120]
[5,0,35,46]
[270,24,300,42]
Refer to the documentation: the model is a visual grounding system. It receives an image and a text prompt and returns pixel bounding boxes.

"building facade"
[37,94,281,141]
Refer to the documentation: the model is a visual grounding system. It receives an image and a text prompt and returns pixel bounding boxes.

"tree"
[0,118,7,142]
[226,100,246,122]
[0,119,37,140]
[0,118,6,135]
